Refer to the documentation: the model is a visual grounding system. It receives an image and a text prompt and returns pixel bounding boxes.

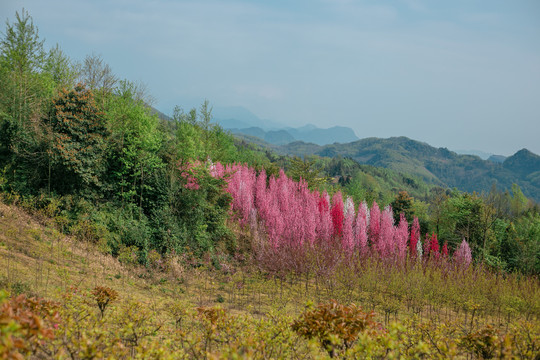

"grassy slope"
[0,200,308,316]
[1,199,539,358]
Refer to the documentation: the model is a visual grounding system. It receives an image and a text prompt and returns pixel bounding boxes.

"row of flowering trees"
[209,163,472,272]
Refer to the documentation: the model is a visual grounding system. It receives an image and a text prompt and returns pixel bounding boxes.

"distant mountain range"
[227,125,359,146]
[212,106,359,146]
[275,137,540,202]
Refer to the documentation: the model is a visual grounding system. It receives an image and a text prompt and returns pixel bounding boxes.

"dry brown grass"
[1,198,538,330]
[0,200,301,319]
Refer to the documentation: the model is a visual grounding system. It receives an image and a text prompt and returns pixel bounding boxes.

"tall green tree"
[288,156,328,190]
[43,44,78,90]
[438,192,484,256]
[390,191,415,223]
[46,84,108,193]
[0,9,54,192]
[105,80,163,209]
[0,8,45,125]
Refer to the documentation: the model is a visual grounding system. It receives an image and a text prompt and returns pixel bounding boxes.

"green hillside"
[276,137,540,202]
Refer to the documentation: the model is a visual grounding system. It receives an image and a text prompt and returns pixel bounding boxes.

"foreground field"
[1,201,539,359]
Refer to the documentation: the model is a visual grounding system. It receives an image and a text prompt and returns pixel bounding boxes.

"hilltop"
[266,136,540,202]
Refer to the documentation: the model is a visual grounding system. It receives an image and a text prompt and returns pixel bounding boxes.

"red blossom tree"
[441,241,449,258]
[331,192,344,237]
[428,233,440,259]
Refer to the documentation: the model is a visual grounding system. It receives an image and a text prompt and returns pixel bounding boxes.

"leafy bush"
[91,286,119,319]
[0,291,60,359]
[292,300,380,357]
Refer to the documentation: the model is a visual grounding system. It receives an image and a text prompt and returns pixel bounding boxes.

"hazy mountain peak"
[215,108,359,145]
[454,149,494,160]
[296,124,317,132]
[503,148,540,177]
[212,106,285,130]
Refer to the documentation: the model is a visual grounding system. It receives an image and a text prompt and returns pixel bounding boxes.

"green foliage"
[0,10,81,196]
[91,204,151,261]
[104,80,163,207]
[170,103,240,165]
[117,245,139,265]
[438,191,484,254]
[391,190,415,223]
[46,84,108,193]
[288,156,328,190]
[165,164,233,255]
[504,212,540,275]
[42,44,78,90]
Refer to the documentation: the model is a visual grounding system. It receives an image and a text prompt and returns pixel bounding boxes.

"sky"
[1,0,539,156]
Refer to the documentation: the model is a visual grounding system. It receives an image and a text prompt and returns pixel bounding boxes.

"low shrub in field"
[0,291,60,359]
[460,323,540,359]
[91,286,119,319]
[292,300,381,357]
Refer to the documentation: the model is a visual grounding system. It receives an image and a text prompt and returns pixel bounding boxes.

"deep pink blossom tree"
[317,191,333,244]
[369,202,381,249]
[441,241,449,258]
[300,181,318,246]
[395,213,409,261]
[354,202,369,255]
[428,233,440,258]
[255,169,269,220]
[214,162,476,274]
[378,206,394,258]
[331,192,344,237]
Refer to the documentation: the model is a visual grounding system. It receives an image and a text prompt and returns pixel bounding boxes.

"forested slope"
[276,136,540,202]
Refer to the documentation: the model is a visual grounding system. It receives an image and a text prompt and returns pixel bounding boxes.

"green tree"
[0,9,57,193]
[43,44,78,90]
[390,191,415,223]
[439,191,484,256]
[288,156,328,190]
[46,84,108,193]
[510,184,529,218]
[0,8,45,125]
[105,80,163,209]
[428,187,449,236]
[172,106,205,163]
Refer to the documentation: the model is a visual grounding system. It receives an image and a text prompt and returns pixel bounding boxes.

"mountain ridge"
[211,106,359,145]
[250,135,540,202]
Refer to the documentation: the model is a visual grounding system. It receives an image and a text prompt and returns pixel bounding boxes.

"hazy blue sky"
[2,0,539,155]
